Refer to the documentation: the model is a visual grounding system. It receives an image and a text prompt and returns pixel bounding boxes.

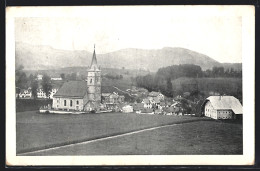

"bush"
[90,110,96,113]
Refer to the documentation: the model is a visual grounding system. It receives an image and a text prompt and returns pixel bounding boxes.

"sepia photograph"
[6,5,255,165]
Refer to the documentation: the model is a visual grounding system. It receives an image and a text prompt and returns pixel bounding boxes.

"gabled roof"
[153,97,160,103]
[133,103,144,110]
[102,93,111,97]
[148,91,160,97]
[142,99,150,104]
[53,81,88,98]
[205,96,243,114]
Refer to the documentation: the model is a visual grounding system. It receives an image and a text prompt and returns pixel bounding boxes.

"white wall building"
[202,96,243,120]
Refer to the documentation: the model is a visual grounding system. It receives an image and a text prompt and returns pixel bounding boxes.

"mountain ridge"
[15,42,242,71]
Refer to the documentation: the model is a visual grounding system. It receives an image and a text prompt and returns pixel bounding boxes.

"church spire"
[90,44,98,69]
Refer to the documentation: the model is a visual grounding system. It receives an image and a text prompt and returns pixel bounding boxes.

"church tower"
[86,45,101,111]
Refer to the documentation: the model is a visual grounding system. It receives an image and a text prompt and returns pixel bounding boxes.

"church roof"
[53,81,88,98]
[89,45,99,70]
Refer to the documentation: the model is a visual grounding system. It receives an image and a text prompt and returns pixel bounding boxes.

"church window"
[70,100,73,107]
[90,79,92,83]
[64,100,66,106]
[76,100,79,105]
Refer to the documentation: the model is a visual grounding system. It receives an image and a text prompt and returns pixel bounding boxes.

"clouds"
[15,6,242,63]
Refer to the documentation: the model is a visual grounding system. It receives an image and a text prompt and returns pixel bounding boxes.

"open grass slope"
[25,120,242,155]
[17,111,209,154]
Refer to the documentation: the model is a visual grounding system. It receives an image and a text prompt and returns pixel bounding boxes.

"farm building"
[52,46,101,112]
[201,96,243,119]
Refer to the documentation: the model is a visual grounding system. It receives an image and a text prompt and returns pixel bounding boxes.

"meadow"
[17,111,242,155]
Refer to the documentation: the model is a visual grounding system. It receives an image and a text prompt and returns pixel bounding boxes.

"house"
[148,91,164,101]
[132,103,144,112]
[51,77,63,81]
[102,92,125,104]
[18,88,32,99]
[141,98,152,109]
[201,96,243,119]
[122,105,133,113]
[37,89,47,99]
[52,46,101,112]
[36,88,59,99]
[36,74,43,80]
[101,92,125,110]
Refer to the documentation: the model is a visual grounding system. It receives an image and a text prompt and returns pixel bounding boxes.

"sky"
[15,6,242,63]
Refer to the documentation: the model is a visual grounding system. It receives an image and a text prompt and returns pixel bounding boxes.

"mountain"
[15,42,242,71]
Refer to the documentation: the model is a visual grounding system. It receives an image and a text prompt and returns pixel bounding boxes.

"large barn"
[52,46,101,112]
[201,96,243,119]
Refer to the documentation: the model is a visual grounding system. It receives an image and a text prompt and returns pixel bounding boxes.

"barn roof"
[53,81,88,98]
[205,96,243,114]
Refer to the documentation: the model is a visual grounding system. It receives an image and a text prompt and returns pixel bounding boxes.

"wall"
[217,110,233,119]
[52,97,84,111]
[204,101,217,119]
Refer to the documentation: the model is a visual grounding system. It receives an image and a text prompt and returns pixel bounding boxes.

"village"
[16,46,243,120]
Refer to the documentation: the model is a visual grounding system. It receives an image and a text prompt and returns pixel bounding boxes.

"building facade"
[202,96,243,120]
[52,46,101,112]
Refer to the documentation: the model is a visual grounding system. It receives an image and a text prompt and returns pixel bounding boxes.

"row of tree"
[102,73,123,80]
[136,64,242,98]
[157,64,242,80]
[16,65,52,99]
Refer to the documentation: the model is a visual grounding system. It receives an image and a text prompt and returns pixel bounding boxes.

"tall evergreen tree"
[41,74,52,98]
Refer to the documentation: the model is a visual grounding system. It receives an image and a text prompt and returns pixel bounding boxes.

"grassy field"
[17,111,242,155]
[16,99,52,112]
[25,121,242,155]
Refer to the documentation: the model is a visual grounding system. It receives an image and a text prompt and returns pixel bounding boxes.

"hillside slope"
[15,42,241,71]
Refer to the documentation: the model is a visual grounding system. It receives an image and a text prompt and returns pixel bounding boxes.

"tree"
[60,73,65,80]
[41,74,52,98]
[166,78,173,97]
[31,79,38,99]
[15,65,27,98]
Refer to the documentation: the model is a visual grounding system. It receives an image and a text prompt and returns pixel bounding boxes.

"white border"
[6,5,255,166]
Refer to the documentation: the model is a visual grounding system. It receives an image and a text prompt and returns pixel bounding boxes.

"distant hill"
[15,42,242,71]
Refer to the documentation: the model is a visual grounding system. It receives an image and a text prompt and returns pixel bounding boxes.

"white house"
[51,77,63,81]
[37,88,59,99]
[122,105,133,113]
[202,96,243,120]
[18,89,32,98]
[37,74,43,80]
[141,98,152,109]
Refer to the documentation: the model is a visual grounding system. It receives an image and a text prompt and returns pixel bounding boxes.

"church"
[52,46,101,112]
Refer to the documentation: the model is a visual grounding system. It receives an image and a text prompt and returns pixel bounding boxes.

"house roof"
[142,99,150,104]
[101,93,111,97]
[160,102,166,106]
[153,97,160,103]
[133,103,144,110]
[53,81,88,98]
[148,91,160,97]
[205,96,243,114]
